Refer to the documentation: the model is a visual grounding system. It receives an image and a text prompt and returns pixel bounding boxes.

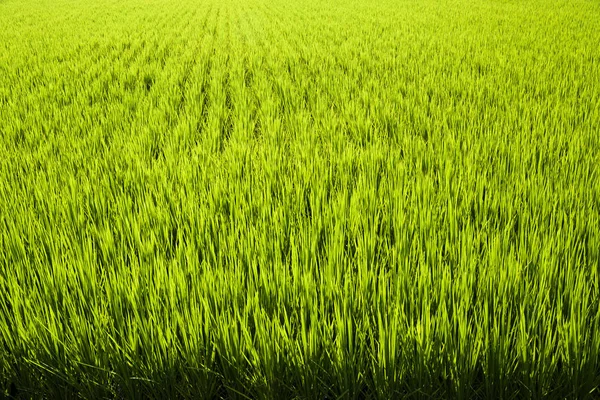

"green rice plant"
[1,0,599,398]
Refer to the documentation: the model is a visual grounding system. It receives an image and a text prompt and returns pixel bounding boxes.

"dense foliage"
[1,0,599,398]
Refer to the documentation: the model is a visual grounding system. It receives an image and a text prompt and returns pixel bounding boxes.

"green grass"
[1,0,599,398]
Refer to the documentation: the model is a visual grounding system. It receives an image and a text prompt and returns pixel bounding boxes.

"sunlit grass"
[1,0,599,398]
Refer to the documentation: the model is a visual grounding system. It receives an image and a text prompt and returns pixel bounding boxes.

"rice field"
[1,0,599,398]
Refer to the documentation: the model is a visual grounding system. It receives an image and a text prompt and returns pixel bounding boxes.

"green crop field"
[1,0,599,398]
